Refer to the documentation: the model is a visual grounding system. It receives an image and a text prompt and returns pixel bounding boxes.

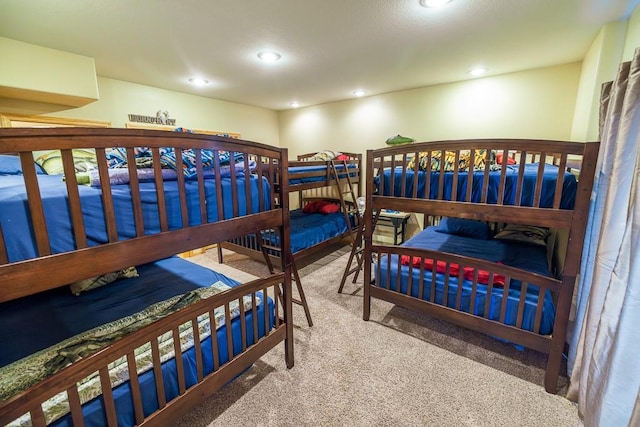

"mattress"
[374,227,556,335]
[0,173,272,263]
[258,208,349,255]
[377,163,577,209]
[0,256,274,427]
[288,208,349,253]
[288,163,357,186]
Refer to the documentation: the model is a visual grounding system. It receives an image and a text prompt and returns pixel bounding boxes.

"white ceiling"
[1,0,638,111]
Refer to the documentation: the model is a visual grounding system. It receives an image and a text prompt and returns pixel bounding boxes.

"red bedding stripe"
[400,255,505,287]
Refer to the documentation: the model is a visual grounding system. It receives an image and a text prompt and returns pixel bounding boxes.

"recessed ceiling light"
[257,51,281,62]
[289,101,300,108]
[420,0,453,8]
[469,67,488,76]
[188,77,209,86]
[352,89,366,97]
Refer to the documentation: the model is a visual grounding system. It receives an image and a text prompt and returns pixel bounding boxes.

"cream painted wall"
[278,63,581,159]
[570,21,628,142]
[38,77,281,147]
[623,6,640,60]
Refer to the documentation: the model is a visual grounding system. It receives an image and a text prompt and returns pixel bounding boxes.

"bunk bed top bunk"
[0,127,294,426]
[287,151,362,192]
[362,138,599,394]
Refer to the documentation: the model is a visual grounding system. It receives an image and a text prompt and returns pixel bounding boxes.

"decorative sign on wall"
[128,110,176,126]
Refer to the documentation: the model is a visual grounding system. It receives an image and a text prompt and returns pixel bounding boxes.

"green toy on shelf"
[385,134,415,145]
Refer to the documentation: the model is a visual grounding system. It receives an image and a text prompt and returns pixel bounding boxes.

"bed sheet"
[375,227,556,335]
[288,163,357,185]
[0,256,275,427]
[0,173,271,263]
[377,163,577,209]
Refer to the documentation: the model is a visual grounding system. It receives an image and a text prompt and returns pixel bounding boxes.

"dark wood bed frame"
[362,139,599,394]
[0,128,294,426]
[218,151,362,269]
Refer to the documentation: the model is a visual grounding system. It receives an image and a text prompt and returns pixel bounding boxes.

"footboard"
[0,274,286,426]
[371,245,560,352]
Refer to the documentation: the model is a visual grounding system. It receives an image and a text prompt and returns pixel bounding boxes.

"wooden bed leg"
[363,272,371,321]
[282,268,295,369]
[545,282,576,393]
[217,244,224,264]
[545,355,561,394]
[285,336,295,369]
[363,288,371,321]
[544,276,577,393]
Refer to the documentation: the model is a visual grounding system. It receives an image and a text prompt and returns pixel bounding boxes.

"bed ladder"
[338,209,380,293]
[257,234,313,327]
[330,159,361,248]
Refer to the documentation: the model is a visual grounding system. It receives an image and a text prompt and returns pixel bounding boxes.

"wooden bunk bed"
[362,139,598,394]
[0,128,294,426]
[218,151,362,267]
[217,152,362,326]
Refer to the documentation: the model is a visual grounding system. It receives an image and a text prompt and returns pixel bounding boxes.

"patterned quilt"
[1,281,262,426]
[407,149,501,172]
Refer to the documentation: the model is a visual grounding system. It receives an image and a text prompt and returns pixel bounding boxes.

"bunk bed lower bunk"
[0,128,294,426]
[362,139,598,394]
[218,151,362,269]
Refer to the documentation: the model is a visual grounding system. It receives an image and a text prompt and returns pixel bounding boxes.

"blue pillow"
[0,154,47,175]
[433,217,490,239]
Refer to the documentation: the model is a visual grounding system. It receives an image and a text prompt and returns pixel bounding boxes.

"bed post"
[363,150,374,321]
[545,141,600,393]
[279,149,295,368]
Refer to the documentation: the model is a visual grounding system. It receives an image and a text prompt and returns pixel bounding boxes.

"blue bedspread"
[258,208,349,254]
[0,173,271,263]
[289,208,349,253]
[375,227,556,335]
[377,163,577,208]
[288,163,357,185]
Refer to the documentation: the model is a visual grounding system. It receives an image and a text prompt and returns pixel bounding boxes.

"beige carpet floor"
[175,245,581,427]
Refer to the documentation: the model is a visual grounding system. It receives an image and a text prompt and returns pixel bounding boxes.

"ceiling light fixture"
[289,101,300,108]
[420,0,453,8]
[352,89,366,97]
[257,51,281,62]
[469,67,488,76]
[188,77,209,86]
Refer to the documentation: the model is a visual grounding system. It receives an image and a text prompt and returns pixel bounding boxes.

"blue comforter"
[0,173,271,263]
[377,163,577,209]
[375,227,556,335]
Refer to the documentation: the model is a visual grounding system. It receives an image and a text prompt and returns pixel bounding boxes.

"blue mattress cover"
[288,163,357,185]
[0,256,275,427]
[375,227,556,335]
[289,208,349,253]
[0,173,271,263]
[258,208,349,254]
[377,163,577,209]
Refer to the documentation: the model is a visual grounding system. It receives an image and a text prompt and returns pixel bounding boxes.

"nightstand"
[377,210,411,244]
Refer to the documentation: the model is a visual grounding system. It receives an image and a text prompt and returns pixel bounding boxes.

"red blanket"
[400,255,506,287]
